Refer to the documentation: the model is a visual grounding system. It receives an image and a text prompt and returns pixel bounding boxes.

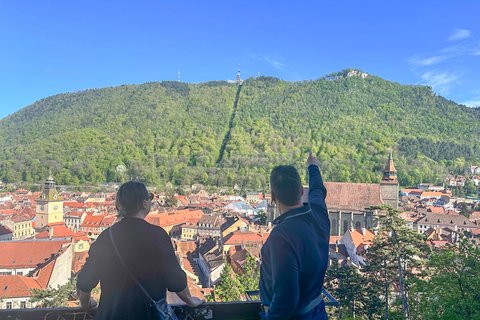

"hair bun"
[117,208,127,217]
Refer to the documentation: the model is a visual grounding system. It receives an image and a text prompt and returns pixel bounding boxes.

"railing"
[0,289,339,320]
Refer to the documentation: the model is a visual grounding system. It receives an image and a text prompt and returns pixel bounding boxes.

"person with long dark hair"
[76,181,203,319]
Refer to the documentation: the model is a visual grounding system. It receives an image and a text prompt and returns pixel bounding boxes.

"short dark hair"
[116,181,149,217]
[270,165,302,206]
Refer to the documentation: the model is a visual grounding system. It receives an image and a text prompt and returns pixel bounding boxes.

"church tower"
[380,152,399,209]
[35,173,64,229]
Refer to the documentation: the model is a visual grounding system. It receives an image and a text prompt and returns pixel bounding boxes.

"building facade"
[35,175,64,229]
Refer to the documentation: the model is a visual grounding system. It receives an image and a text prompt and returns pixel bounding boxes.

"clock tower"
[35,174,64,229]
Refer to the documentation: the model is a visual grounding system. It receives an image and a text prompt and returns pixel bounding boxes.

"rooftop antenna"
[178,70,180,82]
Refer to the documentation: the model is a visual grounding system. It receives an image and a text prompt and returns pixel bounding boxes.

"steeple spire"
[382,152,398,183]
[45,171,56,189]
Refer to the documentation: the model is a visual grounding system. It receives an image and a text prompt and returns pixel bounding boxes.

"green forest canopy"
[1,69,479,189]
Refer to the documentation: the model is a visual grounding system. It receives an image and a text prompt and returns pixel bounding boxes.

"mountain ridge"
[1,69,479,188]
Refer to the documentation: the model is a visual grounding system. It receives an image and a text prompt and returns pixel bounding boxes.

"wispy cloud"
[461,100,480,108]
[448,28,471,41]
[421,70,460,94]
[264,57,284,70]
[247,53,285,70]
[408,55,449,66]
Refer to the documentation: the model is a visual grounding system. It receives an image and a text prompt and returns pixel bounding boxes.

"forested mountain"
[1,69,479,189]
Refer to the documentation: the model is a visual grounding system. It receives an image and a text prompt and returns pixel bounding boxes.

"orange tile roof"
[181,257,197,275]
[178,241,197,255]
[72,251,89,275]
[0,209,17,215]
[422,192,443,197]
[224,230,263,245]
[0,240,70,268]
[64,202,95,208]
[32,259,56,288]
[329,236,342,244]
[81,214,105,227]
[0,275,41,298]
[35,223,76,239]
[445,210,459,215]
[429,207,445,214]
[349,229,376,249]
[146,209,204,228]
[17,207,36,218]
[320,182,384,211]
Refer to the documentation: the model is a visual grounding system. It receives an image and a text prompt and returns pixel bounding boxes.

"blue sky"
[1,0,479,120]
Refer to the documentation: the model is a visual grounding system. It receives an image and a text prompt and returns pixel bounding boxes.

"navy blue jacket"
[260,165,330,320]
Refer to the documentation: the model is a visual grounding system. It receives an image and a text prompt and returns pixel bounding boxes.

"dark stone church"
[268,154,399,236]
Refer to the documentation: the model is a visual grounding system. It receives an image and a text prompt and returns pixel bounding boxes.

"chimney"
[216,237,223,251]
[335,240,339,253]
[362,227,366,236]
[48,227,54,239]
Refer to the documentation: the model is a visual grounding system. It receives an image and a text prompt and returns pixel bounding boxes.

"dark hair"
[116,181,149,217]
[270,165,302,206]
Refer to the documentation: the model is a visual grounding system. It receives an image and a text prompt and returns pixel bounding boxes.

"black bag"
[150,297,178,320]
[109,228,179,320]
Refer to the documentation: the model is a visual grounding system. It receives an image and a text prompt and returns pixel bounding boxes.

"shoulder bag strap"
[108,227,156,305]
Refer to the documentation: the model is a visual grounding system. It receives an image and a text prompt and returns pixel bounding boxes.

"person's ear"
[271,191,276,204]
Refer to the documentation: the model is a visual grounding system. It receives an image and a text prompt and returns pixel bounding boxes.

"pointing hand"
[306,151,320,167]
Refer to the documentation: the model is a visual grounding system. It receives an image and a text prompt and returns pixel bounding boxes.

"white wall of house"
[339,232,366,266]
[48,244,73,288]
[210,263,225,286]
[0,267,35,276]
[197,254,211,287]
[0,297,39,309]
[197,254,225,287]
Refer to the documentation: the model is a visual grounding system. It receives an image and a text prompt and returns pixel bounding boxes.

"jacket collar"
[273,203,311,225]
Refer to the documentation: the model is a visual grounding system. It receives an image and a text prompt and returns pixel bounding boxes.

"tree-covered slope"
[1,70,479,188]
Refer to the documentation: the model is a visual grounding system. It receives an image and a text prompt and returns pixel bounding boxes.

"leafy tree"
[363,205,431,320]
[464,179,477,196]
[164,189,177,207]
[410,236,480,320]
[460,202,470,218]
[237,253,260,293]
[214,262,242,302]
[474,202,480,211]
[325,260,383,319]
[255,210,267,225]
[30,278,78,308]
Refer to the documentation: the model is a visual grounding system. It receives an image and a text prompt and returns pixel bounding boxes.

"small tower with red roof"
[380,152,399,209]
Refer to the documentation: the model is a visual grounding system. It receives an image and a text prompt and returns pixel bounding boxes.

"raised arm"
[306,151,327,207]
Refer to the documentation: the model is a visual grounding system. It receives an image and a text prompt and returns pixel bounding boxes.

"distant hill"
[1,69,479,188]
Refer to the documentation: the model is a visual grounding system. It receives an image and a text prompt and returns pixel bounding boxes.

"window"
[6,302,12,309]
[20,301,26,308]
